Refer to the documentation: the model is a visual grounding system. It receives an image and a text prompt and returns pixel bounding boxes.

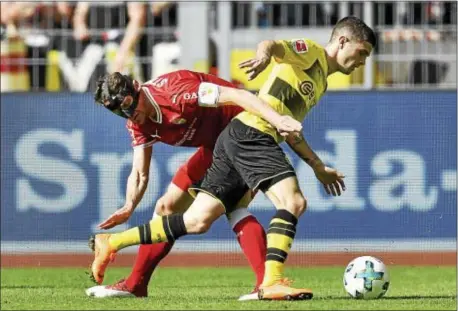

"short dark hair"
[330,16,377,47]
[94,72,125,106]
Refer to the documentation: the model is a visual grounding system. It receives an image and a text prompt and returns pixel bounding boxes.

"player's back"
[236,39,329,143]
[127,70,243,149]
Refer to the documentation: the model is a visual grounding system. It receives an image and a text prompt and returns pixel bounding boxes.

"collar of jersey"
[141,86,163,124]
[320,48,329,78]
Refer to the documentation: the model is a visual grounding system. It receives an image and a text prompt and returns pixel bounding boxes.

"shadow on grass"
[1,285,57,289]
[315,295,456,300]
[383,295,456,300]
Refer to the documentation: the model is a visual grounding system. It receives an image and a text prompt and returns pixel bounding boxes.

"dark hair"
[94,72,137,118]
[94,72,125,105]
[330,16,377,47]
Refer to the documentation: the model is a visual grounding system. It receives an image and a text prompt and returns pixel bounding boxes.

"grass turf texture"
[1,266,456,310]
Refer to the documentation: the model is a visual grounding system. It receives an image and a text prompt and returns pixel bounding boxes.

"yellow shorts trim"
[187,187,227,213]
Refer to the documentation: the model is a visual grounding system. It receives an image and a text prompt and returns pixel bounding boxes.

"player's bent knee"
[194,220,212,234]
[154,196,176,216]
[285,195,307,217]
[183,215,211,234]
[298,196,308,216]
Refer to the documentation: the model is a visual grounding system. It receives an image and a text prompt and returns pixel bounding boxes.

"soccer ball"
[343,256,390,299]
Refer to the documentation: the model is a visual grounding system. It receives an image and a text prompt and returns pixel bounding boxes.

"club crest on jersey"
[292,39,308,54]
[171,117,187,125]
[299,81,315,100]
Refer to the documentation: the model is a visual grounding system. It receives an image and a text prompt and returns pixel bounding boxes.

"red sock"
[125,242,174,290]
[233,215,267,289]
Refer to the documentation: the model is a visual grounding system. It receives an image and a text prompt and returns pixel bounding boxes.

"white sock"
[227,208,252,230]
[152,211,161,219]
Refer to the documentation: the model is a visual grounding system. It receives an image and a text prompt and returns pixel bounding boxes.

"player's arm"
[285,132,324,171]
[113,2,147,73]
[239,38,311,80]
[198,82,302,136]
[124,145,152,211]
[286,132,346,196]
[238,40,285,80]
[72,2,90,40]
[98,146,153,229]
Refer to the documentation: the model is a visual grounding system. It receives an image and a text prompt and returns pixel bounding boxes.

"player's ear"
[338,36,348,49]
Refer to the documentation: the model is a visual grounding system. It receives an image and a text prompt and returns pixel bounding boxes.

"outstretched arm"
[197,83,302,137]
[98,145,152,229]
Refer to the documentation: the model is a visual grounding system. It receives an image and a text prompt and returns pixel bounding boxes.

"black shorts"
[189,119,296,213]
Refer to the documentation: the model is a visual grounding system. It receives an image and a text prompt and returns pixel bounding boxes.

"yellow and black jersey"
[236,38,329,143]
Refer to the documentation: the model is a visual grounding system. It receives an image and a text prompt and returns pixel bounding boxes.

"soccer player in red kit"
[86,70,302,300]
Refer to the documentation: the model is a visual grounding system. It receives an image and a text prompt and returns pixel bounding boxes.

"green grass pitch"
[1,266,456,310]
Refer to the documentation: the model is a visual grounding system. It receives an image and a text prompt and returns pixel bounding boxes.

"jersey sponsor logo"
[175,117,198,145]
[183,92,198,100]
[292,39,308,54]
[299,81,315,101]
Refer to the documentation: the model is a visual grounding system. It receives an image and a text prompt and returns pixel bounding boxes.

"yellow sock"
[108,217,169,251]
[261,210,297,287]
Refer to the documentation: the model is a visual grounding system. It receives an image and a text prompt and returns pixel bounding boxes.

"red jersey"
[126,70,243,149]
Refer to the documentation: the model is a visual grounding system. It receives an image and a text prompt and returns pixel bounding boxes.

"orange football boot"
[258,278,313,301]
[88,234,117,284]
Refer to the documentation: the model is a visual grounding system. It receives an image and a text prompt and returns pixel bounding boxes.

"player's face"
[120,80,149,124]
[122,96,148,124]
[337,37,373,75]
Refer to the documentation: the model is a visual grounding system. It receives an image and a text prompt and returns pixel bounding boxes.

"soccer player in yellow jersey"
[89,16,376,301]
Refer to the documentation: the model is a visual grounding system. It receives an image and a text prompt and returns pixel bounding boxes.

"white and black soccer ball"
[343,256,390,299]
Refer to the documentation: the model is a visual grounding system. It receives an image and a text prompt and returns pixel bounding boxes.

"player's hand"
[113,51,128,74]
[98,205,134,230]
[313,165,346,196]
[73,23,90,41]
[275,115,303,137]
[238,56,271,81]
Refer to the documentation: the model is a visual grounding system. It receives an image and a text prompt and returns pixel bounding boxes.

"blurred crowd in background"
[0,1,456,92]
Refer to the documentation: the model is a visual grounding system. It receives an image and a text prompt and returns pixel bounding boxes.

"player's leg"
[226,119,312,300]
[201,72,268,298]
[226,191,267,301]
[86,183,194,297]
[118,150,202,294]
[122,183,193,294]
[261,176,307,285]
[89,190,226,285]
[86,150,202,297]
[89,128,246,285]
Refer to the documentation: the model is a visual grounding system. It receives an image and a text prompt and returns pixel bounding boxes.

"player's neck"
[148,107,157,121]
[138,89,158,122]
[324,44,339,76]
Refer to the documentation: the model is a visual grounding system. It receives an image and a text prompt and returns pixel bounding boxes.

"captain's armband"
[197,82,220,107]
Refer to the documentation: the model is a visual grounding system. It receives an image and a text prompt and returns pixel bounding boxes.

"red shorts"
[171,146,214,191]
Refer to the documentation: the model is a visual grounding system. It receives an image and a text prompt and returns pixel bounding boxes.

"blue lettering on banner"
[0,92,456,242]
